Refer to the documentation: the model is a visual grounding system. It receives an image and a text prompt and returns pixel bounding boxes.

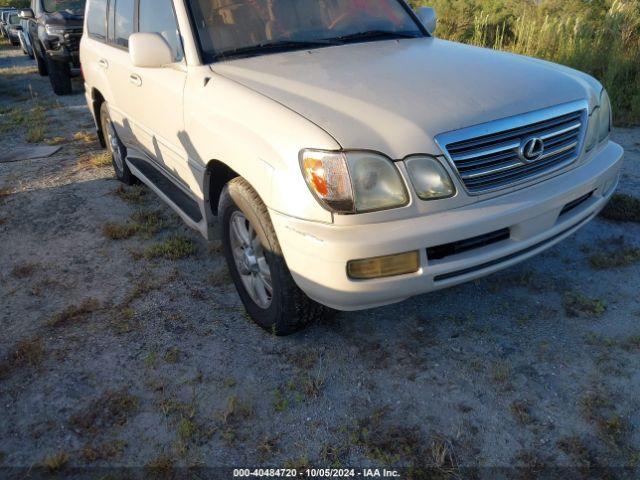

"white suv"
[81,0,624,335]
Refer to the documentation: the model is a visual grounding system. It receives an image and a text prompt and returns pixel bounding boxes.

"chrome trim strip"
[540,121,581,140]
[451,140,520,161]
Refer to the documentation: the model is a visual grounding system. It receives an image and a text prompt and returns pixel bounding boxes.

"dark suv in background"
[22,0,85,95]
[0,9,17,39]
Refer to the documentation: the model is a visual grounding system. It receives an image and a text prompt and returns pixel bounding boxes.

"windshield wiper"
[327,30,422,43]
[214,39,338,60]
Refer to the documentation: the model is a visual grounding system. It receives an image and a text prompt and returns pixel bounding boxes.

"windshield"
[9,13,20,24]
[187,0,424,61]
[42,0,85,14]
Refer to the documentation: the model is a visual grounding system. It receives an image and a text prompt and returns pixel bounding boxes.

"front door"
[125,0,188,186]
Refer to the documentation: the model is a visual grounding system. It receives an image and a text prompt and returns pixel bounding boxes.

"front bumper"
[271,141,624,311]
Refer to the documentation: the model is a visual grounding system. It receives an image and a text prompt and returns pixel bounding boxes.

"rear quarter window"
[86,0,106,40]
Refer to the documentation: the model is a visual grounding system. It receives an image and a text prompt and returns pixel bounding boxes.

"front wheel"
[220,178,332,335]
[47,57,72,95]
[34,45,48,76]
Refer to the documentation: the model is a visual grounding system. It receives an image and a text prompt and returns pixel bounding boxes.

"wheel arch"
[90,88,106,148]
[205,160,240,216]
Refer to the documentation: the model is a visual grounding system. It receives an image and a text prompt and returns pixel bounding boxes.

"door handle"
[98,58,108,69]
[129,73,142,87]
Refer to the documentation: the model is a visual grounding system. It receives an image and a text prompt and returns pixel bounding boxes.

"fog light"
[347,251,420,280]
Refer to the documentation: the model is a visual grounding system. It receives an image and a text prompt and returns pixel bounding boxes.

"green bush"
[410,0,640,126]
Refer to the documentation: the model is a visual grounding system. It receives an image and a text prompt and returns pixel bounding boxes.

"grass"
[218,396,253,425]
[563,293,607,318]
[146,454,175,475]
[589,247,640,269]
[82,440,127,462]
[0,336,45,379]
[73,130,97,145]
[70,389,139,435]
[510,400,533,425]
[412,0,640,125]
[600,194,640,223]
[48,298,101,328]
[26,125,45,143]
[143,235,197,261]
[103,210,166,241]
[557,436,593,468]
[77,151,112,170]
[10,261,40,278]
[273,388,289,412]
[130,210,166,237]
[0,103,49,141]
[103,222,138,240]
[41,451,69,472]
[163,347,181,364]
[114,185,147,204]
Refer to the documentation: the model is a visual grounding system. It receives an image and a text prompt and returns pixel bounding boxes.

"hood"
[213,38,598,159]
[44,10,84,27]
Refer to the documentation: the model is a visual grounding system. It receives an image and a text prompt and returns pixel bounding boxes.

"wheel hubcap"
[229,211,273,309]
[106,122,124,171]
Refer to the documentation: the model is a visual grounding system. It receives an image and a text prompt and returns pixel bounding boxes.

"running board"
[126,156,203,223]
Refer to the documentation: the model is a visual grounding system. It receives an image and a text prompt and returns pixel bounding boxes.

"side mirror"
[129,32,173,68]
[19,9,34,19]
[416,7,437,34]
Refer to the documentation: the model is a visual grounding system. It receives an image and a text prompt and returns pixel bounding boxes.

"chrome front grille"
[436,103,588,194]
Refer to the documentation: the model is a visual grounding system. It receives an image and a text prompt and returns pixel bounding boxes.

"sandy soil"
[1,40,640,478]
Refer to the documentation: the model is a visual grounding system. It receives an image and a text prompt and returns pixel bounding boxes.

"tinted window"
[43,0,85,14]
[187,0,422,61]
[86,0,106,40]
[114,0,134,48]
[139,0,183,61]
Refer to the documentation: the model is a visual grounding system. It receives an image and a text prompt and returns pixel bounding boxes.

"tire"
[220,177,332,336]
[100,102,136,185]
[34,46,48,76]
[47,57,72,95]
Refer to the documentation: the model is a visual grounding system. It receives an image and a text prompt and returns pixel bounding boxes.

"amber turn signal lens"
[300,151,354,213]
[347,251,420,280]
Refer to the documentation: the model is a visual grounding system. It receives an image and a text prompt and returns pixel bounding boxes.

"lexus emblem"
[519,137,545,163]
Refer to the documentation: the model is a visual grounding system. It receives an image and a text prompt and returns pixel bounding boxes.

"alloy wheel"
[229,211,273,309]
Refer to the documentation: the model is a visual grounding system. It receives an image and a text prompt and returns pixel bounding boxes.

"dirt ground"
[1,39,640,478]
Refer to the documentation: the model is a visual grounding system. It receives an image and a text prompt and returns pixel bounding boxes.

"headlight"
[598,90,611,142]
[585,89,612,152]
[300,150,409,214]
[404,156,456,200]
[45,25,67,37]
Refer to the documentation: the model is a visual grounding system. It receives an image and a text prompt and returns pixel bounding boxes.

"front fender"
[184,67,339,224]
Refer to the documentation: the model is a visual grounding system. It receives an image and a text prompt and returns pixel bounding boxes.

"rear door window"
[86,0,107,40]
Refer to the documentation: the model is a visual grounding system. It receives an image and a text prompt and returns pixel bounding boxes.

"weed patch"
[41,451,69,472]
[114,185,147,204]
[144,235,197,261]
[70,389,139,435]
[563,293,607,318]
[77,152,112,170]
[600,194,640,223]
[0,336,45,379]
[589,247,640,269]
[11,261,40,278]
[82,440,127,462]
[48,298,101,328]
[103,222,138,240]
